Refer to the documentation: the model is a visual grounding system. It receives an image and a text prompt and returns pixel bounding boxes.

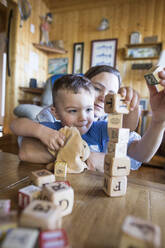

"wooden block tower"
[103,94,131,197]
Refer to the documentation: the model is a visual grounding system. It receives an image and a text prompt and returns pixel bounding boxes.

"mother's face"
[91,72,119,120]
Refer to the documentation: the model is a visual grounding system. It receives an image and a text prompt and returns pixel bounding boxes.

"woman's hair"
[52,74,94,106]
[84,65,121,87]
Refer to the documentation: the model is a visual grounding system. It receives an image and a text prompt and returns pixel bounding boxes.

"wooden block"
[107,114,123,129]
[104,94,129,114]
[20,200,62,230]
[108,128,130,143]
[42,181,74,216]
[104,154,130,177]
[18,185,41,209]
[2,228,39,248]
[119,215,161,248]
[108,142,127,157]
[39,229,69,248]
[31,169,55,187]
[54,161,67,178]
[144,66,162,85]
[103,174,127,197]
[0,200,11,214]
[0,211,18,241]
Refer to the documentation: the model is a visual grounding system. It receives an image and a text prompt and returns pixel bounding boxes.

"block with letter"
[18,185,41,209]
[31,169,55,187]
[54,161,67,178]
[108,127,130,143]
[0,200,11,214]
[2,228,39,248]
[104,154,130,177]
[39,229,69,248]
[104,94,129,114]
[144,65,162,85]
[0,211,18,241]
[42,181,74,216]
[20,200,62,230]
[119,215,161,248]
[103,174,127,197]
[108,142,127,158]
[107,114,123,129]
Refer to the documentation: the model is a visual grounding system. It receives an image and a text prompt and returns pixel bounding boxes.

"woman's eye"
[68,110,76,113]
[94,86,101,92]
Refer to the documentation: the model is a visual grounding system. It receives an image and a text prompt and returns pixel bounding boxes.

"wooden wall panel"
[4,0,165,133]
[48,0,165,99]
[4,0,49,133]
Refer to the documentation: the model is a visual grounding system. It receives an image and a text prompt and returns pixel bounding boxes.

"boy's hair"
[84,65,121,88]
[52,74,94,106]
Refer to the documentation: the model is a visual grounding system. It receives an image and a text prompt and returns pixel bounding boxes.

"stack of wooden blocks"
[103,94,131,197]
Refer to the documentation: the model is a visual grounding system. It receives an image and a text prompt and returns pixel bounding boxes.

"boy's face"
[52,88,95,135]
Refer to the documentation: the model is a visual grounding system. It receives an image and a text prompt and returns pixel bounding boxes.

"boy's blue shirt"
[40,121,142,170]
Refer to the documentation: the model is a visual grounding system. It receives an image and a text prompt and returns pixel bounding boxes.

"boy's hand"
[118,87,140,111]
[38,126,65,151]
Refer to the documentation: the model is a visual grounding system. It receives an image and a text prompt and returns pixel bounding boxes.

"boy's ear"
[50,106,60,120]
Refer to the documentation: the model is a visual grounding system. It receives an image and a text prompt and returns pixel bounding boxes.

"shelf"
[19,87,44,94]
[125,42,162,60]
[18,99,41,106]
[33,43,67,54]
[125,56,159,60]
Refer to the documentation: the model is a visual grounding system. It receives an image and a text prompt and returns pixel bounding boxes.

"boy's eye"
[86,108,93,113]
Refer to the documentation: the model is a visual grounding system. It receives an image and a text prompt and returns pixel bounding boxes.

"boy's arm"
[128,70,165,162]
[19,137,54,163]
[10,118,65,151]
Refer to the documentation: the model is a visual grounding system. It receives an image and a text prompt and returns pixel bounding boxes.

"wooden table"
[0,152,165,247]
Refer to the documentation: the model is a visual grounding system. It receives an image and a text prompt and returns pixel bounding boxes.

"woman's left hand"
[118,87,140,111]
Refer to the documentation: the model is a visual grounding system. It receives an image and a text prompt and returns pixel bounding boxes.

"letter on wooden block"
[107,114,123,129]
[0,211,18,241]
[31,169,55,187]
[0,200,11,214]
[144,66,162,85]
[54,161,67,177]
[20,200,62,230]
[108,128,130,143]
[42,181,74,216]
[1,228,39,248]
[103,174,127,197]
[108,142,127,157]
[39,229,69,248]
[119,215,161,248]
[18,185,41,209]
[104,154,130,177]
[104,94,129,114]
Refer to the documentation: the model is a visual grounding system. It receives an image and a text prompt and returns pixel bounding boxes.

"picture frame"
[90,39,118,67]
[130,32,141,44]
[72,42,84,74]
[48,58,68,75]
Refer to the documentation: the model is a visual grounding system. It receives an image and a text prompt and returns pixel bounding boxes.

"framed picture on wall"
[90,39,118,67]
[72,42,84,74]
[48,58,68,75]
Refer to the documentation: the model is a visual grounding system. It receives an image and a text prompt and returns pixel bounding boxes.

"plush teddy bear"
[47,126,90,173]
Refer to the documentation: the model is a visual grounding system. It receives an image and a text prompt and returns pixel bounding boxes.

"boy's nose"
[79,111,87,121]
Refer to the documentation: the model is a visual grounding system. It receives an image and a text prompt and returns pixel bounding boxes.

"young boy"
[11,74,165,172]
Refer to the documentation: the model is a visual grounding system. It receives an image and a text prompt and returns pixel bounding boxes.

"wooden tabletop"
[0,152,165,247]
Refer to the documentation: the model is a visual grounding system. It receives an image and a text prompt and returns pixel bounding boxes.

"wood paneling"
[4,0,165,133]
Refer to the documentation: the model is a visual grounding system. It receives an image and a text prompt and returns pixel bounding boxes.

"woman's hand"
[118,87,140,111]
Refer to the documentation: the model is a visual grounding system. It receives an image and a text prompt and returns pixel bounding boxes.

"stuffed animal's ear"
[81,140,90,161]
